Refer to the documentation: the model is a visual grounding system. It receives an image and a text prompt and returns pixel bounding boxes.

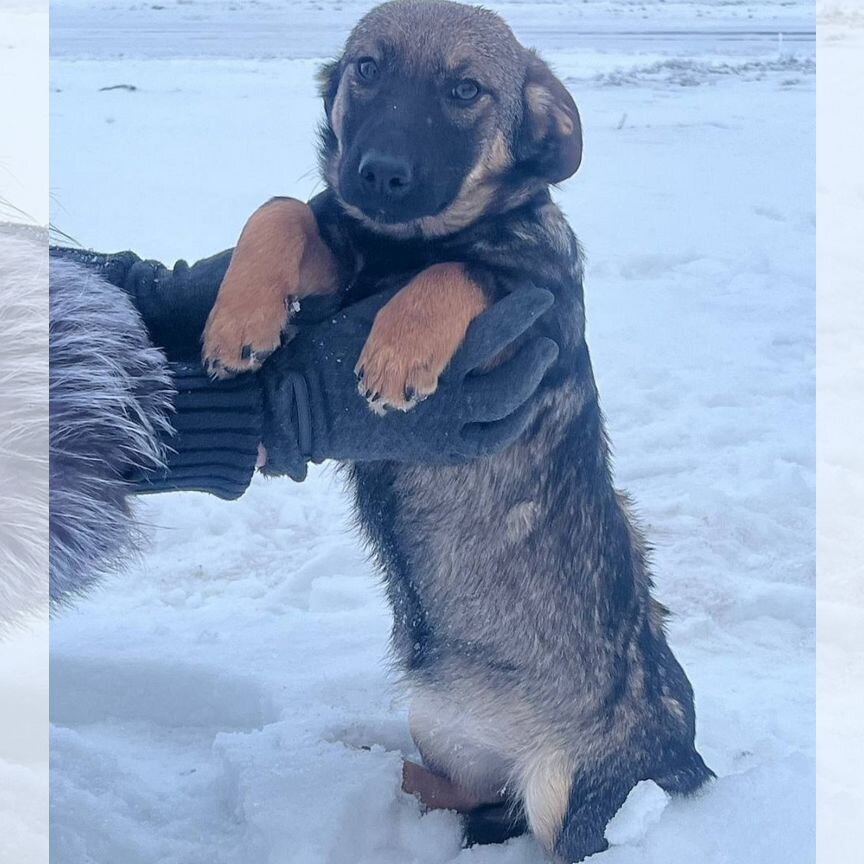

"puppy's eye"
[451,79,480,102]
[357,58,380,82]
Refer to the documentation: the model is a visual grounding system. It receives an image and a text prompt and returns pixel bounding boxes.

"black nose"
[358,151,413,199]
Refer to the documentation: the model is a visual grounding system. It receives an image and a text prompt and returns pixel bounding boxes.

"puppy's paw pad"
[202,301,294,378]
[355,351,441,413]
[203,336,279,378]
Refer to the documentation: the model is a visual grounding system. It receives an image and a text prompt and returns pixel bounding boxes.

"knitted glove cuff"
[129,362,263,500]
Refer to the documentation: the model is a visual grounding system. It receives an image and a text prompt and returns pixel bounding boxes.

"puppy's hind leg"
[652,746,714,797]
[517,750,632,863]
[550,769,635,863]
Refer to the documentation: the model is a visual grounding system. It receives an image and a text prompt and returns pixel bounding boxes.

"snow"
[48,1,817,862]
[816,12,864,862]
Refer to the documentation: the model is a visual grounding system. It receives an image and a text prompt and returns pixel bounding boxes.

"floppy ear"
[518,53,582,183]
[316,59,341,116]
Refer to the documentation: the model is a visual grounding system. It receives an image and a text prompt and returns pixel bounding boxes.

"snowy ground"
[816,8,864,861]
[49,2,816,863]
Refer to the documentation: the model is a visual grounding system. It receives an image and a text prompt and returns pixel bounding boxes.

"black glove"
[261,288,558,480]
[49,245,233,358]
[52,244,557,494]
[125,251,233,357]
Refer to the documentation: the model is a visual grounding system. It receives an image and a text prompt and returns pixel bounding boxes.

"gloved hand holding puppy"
[51,246,556,496]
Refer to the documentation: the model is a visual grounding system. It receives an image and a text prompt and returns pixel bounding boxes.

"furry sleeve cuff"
[50,257,174,602]
[49,257,263,604]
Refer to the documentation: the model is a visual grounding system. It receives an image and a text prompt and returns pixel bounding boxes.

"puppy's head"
[318,0,582,238]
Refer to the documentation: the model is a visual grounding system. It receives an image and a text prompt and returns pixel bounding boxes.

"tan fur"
[408,683,575,845]
[355,262,489,411]
[202,198,339,377]
[516,747,575,849]
[418,129,512,236]
[522,58,583,180]
[525,83,555,136]
[504,500,541,543]
[330,82,349,153]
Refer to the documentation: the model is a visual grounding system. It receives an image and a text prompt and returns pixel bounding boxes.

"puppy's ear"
[518,53,582,183]
[317,60,341,116]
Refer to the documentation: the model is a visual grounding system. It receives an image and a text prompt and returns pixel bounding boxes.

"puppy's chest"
[338,240,434,304]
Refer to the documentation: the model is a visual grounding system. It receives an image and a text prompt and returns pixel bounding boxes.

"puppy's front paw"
[353,263,488,413]
[202,295,298,379]
[354,317,444,414]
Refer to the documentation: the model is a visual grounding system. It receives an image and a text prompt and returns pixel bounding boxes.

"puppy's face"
[318,0,582,238]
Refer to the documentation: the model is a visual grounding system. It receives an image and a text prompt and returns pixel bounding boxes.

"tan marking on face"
[410,128,512,237]
[329,73,349,151]
[326,1,541,240]
[417,183,496,237]
[483,129,512,175]
[331,129,516,239]
[445,44,475,72]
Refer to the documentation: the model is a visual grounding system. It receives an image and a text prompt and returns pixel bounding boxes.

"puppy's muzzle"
[357,150,414,202]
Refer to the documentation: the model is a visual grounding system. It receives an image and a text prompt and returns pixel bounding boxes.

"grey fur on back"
[49,257,174,604]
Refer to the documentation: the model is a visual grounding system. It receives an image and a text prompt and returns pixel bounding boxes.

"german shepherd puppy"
[202,1,713,860]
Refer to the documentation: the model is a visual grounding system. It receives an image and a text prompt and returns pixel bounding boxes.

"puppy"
[202,2,713,860]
